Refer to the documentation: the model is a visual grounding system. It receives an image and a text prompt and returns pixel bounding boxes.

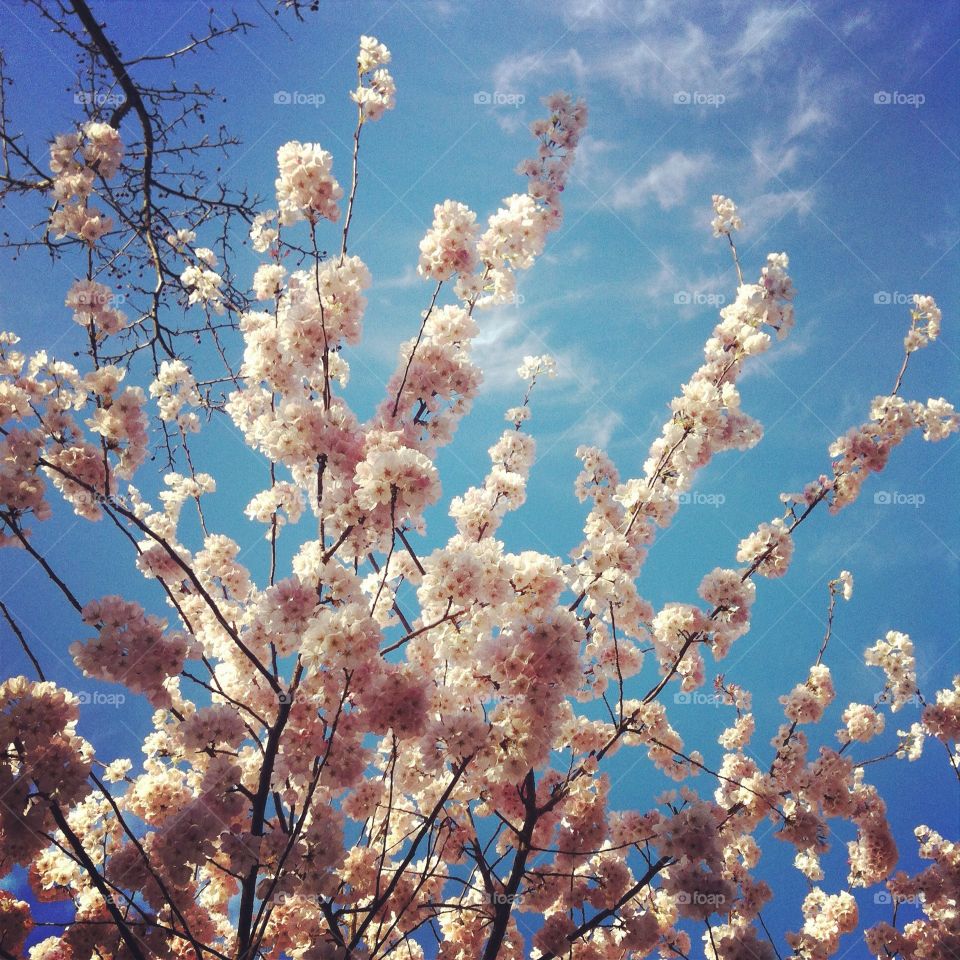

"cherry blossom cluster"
[865,630,918,711]
[922,674,960,746]
[178,703,247,752]
[864,825,960,958]
[0,891,32,956]
[828,321,958,509]
[735,517,794,577]
[376,301,482,450]
[837,702,885,744]
[780,663,835,724]
[0,677,92,869]
[449,424,537,540]
[352,35,396,121]
[0,347,154,519]
[64,279,127,336]
[417,199,479,281]
[568,236,798,646]
[250,209,280,253]
[785,888,859,959]
[70,597,190,706]
[275,140,343,226]
[47,122,122,243]
[711,193,743,236]
[179,245,226,313]
[245,481,305,534]
[835,568,854,600]
[456,92,587,308]
[354,429,441,520]
[84,381,149,479]
[517,354,557,381]
[149,359,202,431]
[904,293,942,352]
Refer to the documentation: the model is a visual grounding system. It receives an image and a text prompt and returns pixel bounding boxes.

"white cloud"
[541,242,593,266]
[376,265,422,290]
[554,0,675,30]
[487,47,588,133]
[611,152,712,210]
[840,9,872,36]
[740,319,815,380]
[786,70,835,141]
[526,0,818,111]
[600,25,719,102]
[472,304,595,397]
[640,256,733,316]
[750,137,803,182]
[747,70,834,188]
[568,134,617,186]
[556,0,697,30]
[559,407,624,448]
[422,0,457,20]
[491,47,587,101]
[787,100,831,142]
[730,4,809,62]
[737,188,814,237]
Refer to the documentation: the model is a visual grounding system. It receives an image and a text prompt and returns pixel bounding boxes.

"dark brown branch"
[0,599,46,680]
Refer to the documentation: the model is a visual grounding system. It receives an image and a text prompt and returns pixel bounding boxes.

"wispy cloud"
[740,318,816,380]
[611,152,712,210]
[377,265,422,290]
[568,134,617,186]
[556,407,624,448]
[787,91,833,140]
[786,75,834,141]
[472,304,596,399]
[840,8,873,37]
[491,47,587,100]
[730,4,809,63]
[542,2,812,106]
[600,25,718,102]
[554,0,672,31]
[485,47,588,132]
[640,256,733,319]
[749,137,804,182]
[737,188,814,238]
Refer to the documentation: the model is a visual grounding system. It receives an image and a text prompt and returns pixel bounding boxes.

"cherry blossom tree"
[1,17,958,960]
[0,0,257,374]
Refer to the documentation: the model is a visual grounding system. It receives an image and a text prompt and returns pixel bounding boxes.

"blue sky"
[1,0,958,954]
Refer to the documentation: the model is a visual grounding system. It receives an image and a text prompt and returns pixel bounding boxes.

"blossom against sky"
[0,0,957,952]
